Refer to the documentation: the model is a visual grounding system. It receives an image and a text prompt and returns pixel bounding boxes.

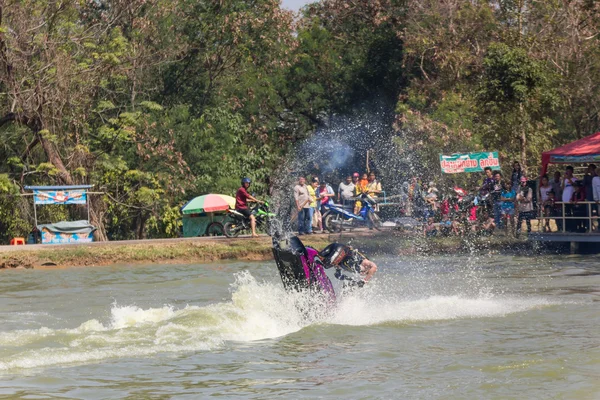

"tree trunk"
[37,133,74,185]
[519,104,527,173]
[135,212,147,239]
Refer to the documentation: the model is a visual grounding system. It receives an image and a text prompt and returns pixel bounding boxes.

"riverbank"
[0,231,539,270]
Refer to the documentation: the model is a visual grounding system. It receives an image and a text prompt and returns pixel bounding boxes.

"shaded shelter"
[541,132,600,176]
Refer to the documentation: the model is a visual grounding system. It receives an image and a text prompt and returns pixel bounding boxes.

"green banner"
[439,152,500,174]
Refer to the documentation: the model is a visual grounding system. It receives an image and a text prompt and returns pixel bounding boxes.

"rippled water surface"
[0,253,599,399]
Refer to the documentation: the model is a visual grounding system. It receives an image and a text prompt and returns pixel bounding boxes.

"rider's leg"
[360,259,378,282]
[250,215,258,237]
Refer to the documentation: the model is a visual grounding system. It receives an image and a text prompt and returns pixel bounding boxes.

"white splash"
[0,271,557,373]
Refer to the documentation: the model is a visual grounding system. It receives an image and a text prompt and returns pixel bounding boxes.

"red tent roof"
[541,132,600,175]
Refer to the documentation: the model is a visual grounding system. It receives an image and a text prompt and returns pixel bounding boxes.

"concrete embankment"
[0,231,537,270]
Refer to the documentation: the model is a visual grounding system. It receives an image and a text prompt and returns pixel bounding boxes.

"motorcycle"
[223,202,275,238]
[272,234,366,306]
[322,193,382,233]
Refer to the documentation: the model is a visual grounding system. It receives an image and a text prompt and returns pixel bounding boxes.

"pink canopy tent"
[541,132,600,176]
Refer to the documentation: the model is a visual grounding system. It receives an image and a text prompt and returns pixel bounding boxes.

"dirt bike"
[223,202,275,238]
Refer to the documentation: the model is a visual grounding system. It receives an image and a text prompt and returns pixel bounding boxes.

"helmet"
[242,177,251,185]
[319,243,350,268]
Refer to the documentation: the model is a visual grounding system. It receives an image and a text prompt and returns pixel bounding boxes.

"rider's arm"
[247,193,262,203]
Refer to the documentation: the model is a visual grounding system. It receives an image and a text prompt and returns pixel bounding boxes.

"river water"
[0,253,599,399]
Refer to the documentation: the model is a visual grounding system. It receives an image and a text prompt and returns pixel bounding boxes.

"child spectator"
[545,190,558,232]
[500,180,516,236]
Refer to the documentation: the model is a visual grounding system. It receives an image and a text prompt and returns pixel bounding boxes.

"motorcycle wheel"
[223,222,242,238]
[368,211,382,231]
[324,213,343,233]
[206,222,225,237]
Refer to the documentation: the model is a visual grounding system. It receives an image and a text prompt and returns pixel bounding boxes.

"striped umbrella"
[181,194,236,214]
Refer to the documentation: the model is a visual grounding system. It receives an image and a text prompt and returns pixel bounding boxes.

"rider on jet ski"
[318,243,378,287]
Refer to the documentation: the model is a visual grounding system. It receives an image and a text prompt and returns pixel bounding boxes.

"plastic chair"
[10,237,25,245]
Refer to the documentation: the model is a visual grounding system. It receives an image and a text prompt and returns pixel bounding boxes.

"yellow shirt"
[307,185,317,207]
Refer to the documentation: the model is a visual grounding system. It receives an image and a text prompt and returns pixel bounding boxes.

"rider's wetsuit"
[319,243,368,287]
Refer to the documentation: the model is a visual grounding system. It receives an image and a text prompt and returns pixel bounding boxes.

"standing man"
[236,178,263,238]
[294,176,312,236]
[551,171,563,200]
[490,171,504,229]
[338,175,355,209]
[516,176,534,236]
[583,164,597,202]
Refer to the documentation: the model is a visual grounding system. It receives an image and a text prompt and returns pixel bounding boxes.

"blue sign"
[33,190,87,205]
[40,229,94,244]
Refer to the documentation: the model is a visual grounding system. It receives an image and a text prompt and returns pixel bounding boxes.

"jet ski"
[272,235,364,304]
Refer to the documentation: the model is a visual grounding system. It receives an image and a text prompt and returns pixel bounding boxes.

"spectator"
[500,180,516,235]
[293,176,312,236]
[571,181,587,232]
[308,177,321,233]
[562,166,576,231]
[480,167,495,215]
[366,172,383,199]
[338,175,355,209]
[480,167,494,196]
[562,166,576,203]
[539,175,553,232]
[424,182,438,218]
[480,211,496,235]
[511,161,524,191]
[467,204,479,232]
[583,164,597,202]
[491,171,504,229]
[516,176,534,236]
[317,181,335,215]
[551,171,563,199]
[547,190,561,232]
[354,173,369,214]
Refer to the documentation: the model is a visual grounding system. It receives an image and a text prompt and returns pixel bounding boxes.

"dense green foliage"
[1,0,599,241]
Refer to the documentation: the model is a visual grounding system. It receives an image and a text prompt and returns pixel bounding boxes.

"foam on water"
[0,271,558,372]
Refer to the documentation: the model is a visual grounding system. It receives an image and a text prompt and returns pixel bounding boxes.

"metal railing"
[537,201,600,233]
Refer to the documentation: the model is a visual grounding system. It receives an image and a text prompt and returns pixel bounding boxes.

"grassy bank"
[0,236,332,269]
[0,232,536,270]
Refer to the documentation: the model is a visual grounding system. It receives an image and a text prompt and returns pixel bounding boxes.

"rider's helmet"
[241,177,251,185]
[318,243,351,269]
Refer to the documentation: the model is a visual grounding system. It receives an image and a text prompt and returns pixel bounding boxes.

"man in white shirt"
[337,175,355,208]
[293,177,312,235]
